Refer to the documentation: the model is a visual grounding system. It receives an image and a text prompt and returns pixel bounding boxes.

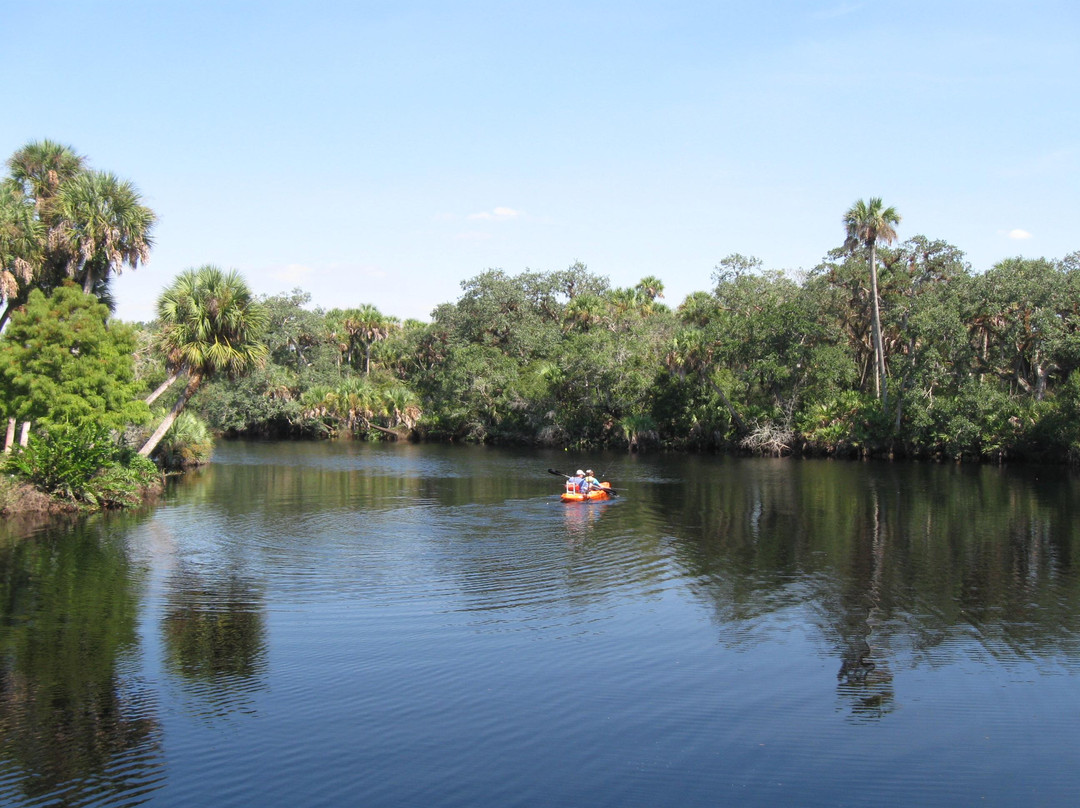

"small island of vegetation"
[1,138,1078,515]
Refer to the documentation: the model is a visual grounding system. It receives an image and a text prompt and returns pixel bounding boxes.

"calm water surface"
[2,442,1079,807]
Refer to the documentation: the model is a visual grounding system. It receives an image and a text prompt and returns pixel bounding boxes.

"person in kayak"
[582,470,599,493]
[567,470,586,493]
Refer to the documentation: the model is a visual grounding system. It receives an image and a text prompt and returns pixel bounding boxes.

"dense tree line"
[5,137,1080,495]
[181,239,1080,463]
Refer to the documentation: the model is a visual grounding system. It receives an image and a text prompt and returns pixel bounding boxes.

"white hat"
[576,470,585,476]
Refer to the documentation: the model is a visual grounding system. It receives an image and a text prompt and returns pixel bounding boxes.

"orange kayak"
[561,482,613,502]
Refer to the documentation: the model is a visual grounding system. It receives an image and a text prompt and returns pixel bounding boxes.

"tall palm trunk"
[79,257,93,294]
[868,242,888,410]
[139,372,203,457]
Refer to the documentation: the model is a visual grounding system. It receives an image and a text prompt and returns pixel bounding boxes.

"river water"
[1,441,1079,807]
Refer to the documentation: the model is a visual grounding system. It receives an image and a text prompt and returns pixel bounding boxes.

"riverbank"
[0,473,165,519]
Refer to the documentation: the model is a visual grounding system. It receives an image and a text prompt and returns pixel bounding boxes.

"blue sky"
[3,1,1077,322]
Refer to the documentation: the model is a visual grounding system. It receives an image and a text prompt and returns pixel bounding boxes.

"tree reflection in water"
[654,457,1080,720]
[162,568,267,721]
[0,522,163,806]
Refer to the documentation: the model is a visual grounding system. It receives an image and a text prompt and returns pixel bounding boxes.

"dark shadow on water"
[0,520,164,806]
[648,457,1080,719]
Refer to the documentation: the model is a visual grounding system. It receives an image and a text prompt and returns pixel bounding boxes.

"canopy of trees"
[1,139,155,327]
[5,137,1080,469]
[182,243,1080,463]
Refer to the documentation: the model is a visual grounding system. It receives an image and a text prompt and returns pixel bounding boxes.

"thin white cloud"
[326,261,387,279]
[274,263,315,283]
[467,206,522,222]
[1008,229,1032,240]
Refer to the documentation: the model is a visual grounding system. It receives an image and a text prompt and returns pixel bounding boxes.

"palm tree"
[635,275,665,303]
[1,140,84,327]
[0,184,43,330]
[843,197,901,407]
[333,377,380,431]
[382,384,421,429]
[342,304,393,375]
[664,332,748,433]
[564,292,606,332]
[4,139,84,213]
[53,170,156,294]
[139,266,268,457]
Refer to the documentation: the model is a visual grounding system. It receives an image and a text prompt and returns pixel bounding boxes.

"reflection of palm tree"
[139,266,268,457]
[162,571,267,718]
[835,481,895,719]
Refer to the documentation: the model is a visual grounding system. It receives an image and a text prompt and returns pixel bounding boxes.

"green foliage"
[797,391,865,453]
[967,256,1080,399]
[937,381,1021,459]
[154,410,214,470]
[199,364,302,436]
[1028,370,1080,461]
[140,265,269,458]
[432,268,564,359]
[131,239,1080,461]
[155,265,269,378]
[259,289,339,380]
[2,139,155,316]
[0,285,150,430]
[6,422,160,507]
[84,453,161,508]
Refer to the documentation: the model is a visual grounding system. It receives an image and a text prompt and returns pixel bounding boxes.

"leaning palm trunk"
[145,369,183,405]
[707,378,749,434]
[139,372,203,457]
